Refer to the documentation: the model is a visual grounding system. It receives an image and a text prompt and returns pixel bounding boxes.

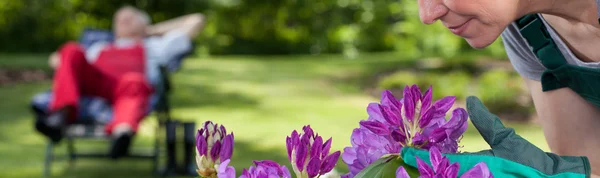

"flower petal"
[416,156,434,177]
[429,127,447,143]
[307,156,321,178]
[429,147,443,171]
[219,125,227,138]
[412,132,427,146]
[435,158,450,176]
[381,90,402,114]
[322,138,332,159]
[446,108,469,140]
[367,103,386,123]
[286,136,293,161]
[444,162,459,178]
[295,139,309,171]
[410,85,422,98]
[402,86,416,122]
[291,130,300,149]
[204,121,215,134]
[254,160,278,168]
[203,121,213,131]
[220,134,234,161]
[460,162,493,178]
[196,133,207,156]
[342,147,357,164]
[396,166,411,178]
[243,160,294,178]
[350,128,364,147]
[381,105,401,126]
[355,148,370,171]
[303,125,315,139]
[311,136,324,159]
[433,96,456,118]
[391,129,406,143]
[320,151,341,175]
[359,120,390,135]
[281,165,293,178]
[421,86,433,110]
[217,159,236,178]
[210,141,221,161]
[240,168,250,178]
[341,173,354,178]
[418,105,436,128]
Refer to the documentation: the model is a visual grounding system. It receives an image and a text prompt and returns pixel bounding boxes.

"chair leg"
[165,120,178,175]
[152,124,160,175]
[183,122,196,176]
[67,137,76,162]
[44,140,54,178]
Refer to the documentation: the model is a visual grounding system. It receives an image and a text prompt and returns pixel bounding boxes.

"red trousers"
[50,42,152,134]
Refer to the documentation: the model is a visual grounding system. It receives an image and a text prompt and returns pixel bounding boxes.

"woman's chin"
[465,37,497,49]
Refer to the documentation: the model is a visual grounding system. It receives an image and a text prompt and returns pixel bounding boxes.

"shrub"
[377,71,418,91]
[476,69,530,118]
[377,70,470,100]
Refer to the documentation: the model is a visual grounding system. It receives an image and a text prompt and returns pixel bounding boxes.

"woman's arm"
[145,13,206,38]
[524,78,600,176]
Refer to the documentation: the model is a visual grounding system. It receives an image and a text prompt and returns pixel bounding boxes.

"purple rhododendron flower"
[196,121,235,178]
[395,147,494,178]
[239,160,292,178]
[360,85,468,153]
[341,127,401,178]
[286,125,341,178]
[343,85,469,178]
[396,166,411,178]
[216,159,236,178]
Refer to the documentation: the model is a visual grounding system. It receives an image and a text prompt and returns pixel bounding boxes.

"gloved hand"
[400,96,591,178]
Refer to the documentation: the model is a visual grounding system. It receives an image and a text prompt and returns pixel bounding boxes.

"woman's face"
[418,0,520,48]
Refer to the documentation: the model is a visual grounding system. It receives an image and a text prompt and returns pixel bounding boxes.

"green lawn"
[0,53,548,178]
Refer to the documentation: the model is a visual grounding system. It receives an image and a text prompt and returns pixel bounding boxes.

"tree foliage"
[0,0,506,58]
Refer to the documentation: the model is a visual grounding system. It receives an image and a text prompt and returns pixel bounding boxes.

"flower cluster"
[196,122,340,178]
[287,125,341,178]
[342,85,469,177]
[395,147,493,178]
[342,127,400,177]
[196,121,235,178]
[195,85,489,178]
[240,160,292,178]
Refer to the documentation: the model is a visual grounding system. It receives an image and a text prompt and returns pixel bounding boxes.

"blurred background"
[0,0,545,177]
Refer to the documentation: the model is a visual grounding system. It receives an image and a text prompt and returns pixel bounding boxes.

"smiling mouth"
[446,19,472,36]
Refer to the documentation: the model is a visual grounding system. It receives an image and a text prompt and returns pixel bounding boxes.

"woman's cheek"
[443,0,482,16]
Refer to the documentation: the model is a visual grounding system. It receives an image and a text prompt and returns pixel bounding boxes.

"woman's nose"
[418,0,449,24]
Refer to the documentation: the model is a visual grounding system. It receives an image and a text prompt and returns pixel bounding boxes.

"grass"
[0,53,52,71]
[0,53,548,178]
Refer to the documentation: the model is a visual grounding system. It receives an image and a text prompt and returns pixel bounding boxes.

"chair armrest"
[49,52,60,70]
[159,65,172,93]
[152,65,172,114]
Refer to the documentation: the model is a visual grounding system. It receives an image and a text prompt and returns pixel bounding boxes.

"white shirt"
[85,29,191,86]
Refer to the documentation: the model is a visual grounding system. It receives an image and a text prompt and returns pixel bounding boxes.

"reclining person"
[36,6,205,158]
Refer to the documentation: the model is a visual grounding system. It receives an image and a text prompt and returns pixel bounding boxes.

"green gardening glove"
[400,96,591,178]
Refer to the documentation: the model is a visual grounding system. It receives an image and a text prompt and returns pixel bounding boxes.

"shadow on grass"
[56,160,155,178]
[0,82,51,142]
[54,140,292,177]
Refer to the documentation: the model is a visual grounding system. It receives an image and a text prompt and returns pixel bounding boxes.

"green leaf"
[354,155,420,178]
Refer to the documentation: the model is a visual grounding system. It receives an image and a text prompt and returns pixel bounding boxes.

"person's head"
[113,6,151,39]
[417,0,522,49]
